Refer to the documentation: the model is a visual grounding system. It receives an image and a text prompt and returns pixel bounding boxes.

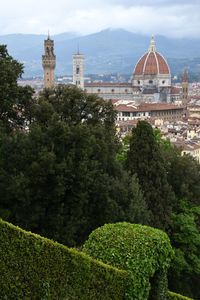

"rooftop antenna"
[77,43,80,54]
[47,30,50,40]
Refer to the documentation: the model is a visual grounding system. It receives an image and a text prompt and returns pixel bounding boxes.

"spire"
[149,35,156,52]
[47,30,50,40]
[77,43,80,55]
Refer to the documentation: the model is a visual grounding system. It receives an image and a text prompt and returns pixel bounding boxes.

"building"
[84,36,184,104]
[73,50,84,89]
[131,36,171,102]
[173,140,200,163]
[114,101,184,122]
[41,35,187,105]
[181,70,189,106]
[42,34,56,88]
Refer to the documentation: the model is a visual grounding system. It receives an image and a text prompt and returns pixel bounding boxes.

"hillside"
[1,29,200,77]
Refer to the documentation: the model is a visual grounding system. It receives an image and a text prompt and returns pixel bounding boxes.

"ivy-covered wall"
[0,219,128,299]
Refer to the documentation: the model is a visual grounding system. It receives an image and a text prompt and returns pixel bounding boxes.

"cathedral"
[42,35,188,104]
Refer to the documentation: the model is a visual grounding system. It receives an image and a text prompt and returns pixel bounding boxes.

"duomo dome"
[134,48,170,76]
[132,36,171,101]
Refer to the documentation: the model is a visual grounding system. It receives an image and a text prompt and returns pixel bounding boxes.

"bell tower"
[182,69,189,106]
[73,48,84,89]
[42,33,56,88]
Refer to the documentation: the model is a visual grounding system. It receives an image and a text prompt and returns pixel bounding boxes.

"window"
[97,89,101,92]
[125,89,128,92]
[122,112,130,117]
[111,89,115,92]
[162,80,165,84]
[138,80,140,84]
[76,67,80,74]
[149,80,153,84]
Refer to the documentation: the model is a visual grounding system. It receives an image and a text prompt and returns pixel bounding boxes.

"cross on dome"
[149,35,156,52]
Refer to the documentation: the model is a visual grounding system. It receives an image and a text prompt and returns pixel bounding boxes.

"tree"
[0,84,149,246]
[168,200,200,299]
[0,45,34,132]
[153,131,200,298]
[126,121,175,230]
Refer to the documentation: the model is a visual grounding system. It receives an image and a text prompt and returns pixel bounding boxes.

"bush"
[0,219,129,299]
[83,222,174,300]
[168,291,193,300]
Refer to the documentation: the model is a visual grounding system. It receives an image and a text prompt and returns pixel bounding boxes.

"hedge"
[0,219,129,299]
[168,291,193,300]
[83,222,174,300]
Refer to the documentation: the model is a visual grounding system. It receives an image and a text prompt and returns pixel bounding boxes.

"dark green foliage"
[126,121,175,230]
[0,45,34,132]
[0,218,129,300]
[168,291,193,300]
[155,136,200,299]
[168,201,200,299]
[165,148,200,207]
[0,84,149,246]
[83,222,174,300]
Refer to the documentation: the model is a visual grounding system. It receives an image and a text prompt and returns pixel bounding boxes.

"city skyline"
[1,0,200,38]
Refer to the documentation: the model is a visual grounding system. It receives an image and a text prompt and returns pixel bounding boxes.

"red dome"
[134,37,170,76]
[134,51,170,76]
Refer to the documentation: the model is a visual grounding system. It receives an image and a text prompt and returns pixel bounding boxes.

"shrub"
[0,219,129,299]
[168,291,193,300]
[83,222,174,300]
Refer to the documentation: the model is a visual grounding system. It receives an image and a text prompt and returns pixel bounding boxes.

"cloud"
[0,0,200,38]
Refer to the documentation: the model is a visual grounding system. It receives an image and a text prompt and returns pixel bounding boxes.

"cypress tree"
[126,121,175,230]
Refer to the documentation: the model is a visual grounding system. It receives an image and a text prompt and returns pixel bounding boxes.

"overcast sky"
[1,0,200,37]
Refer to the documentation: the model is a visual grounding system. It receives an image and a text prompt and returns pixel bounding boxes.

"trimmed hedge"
[0,219,129,299]
[83,222,174,300]
[168,291,193,300]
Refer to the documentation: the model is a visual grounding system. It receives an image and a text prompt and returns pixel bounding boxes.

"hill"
[1,29,200,77]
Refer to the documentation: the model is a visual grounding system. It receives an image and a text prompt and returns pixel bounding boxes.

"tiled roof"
[114,102,184,113]
[134,51,170,76]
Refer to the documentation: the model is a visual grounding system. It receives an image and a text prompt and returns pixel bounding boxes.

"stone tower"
[182,69,189,106]
[42,34,56,88]
[73,49,84,89]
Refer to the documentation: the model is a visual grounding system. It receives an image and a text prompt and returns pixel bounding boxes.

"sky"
[1,0,200,38]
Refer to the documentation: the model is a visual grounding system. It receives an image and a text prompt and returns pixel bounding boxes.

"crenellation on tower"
[42,35,56,89]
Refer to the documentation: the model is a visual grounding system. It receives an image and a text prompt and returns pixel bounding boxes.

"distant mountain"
[1,29,200,77]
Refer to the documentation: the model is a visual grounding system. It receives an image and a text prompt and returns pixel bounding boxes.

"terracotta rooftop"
[173,141,200,151]
[114,102,184,113]
[134,51,170,76]
[138,103,184,111]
